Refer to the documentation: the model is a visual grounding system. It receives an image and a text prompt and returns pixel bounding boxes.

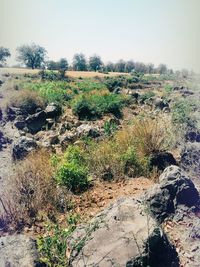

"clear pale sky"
[1,0,200,72]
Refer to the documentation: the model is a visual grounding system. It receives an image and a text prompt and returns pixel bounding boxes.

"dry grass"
[6,89,46,114]
[0,149,69,231]
[89,116,174,180]
[0,68,129,78]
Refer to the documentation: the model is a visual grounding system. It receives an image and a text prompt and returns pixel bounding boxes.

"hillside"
[0,69,200,267]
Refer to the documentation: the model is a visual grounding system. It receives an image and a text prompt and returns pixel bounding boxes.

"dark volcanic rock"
[26,111,47,134]
[150,151,177,171]
[12,136,38,160]
[180,142,200,174]
[145,166,199,223]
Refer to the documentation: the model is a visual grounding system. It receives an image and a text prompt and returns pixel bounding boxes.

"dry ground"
[0,68,129,78]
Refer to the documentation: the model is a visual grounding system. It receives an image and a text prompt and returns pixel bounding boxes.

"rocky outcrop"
[180,142,200,174]
[0,235,41,267]
[12,136,38,160]
[145,165,199,223]
[68,197,179,267]
[25,111,47,134]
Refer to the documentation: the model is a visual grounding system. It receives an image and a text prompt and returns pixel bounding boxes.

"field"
[0,67,130,78]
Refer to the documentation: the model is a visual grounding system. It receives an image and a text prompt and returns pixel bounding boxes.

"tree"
[105,62,115,72]
[125,60,135,73]
[57,58,68,78]
[72,53,87,71]
[157,64,167,74]
[89,55,103,71]
[47,60,59,70]
[16,43,47,69]
[115,59,126,73]
[0,47,11,65]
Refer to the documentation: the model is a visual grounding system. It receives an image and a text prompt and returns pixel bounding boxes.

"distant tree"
[125,60,135,73]
[115,59,126,73]
[134,62,147,73]
[89,55,103,71]
[181,69,189,78]
[146,63,155,74]
[157,64,167,74]
[72,53,87,71]
[47,60,59,70]
[57,58,68,78]
[0,47,11,65]
[105,62,115,72]
[16,43,47,69]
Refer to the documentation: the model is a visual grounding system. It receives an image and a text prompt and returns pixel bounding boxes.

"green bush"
[172,99,196,126]
[72,92,126,119]
[104,121,117,136]
[55,146,90,193]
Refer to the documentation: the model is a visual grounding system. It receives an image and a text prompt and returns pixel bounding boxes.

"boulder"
[68,198,179,267]
[0,107,2,121]
[6,106,24,121]
[185,130,200,142]
[180,142,200,174]
[0,235,40,267]
[45,103,61,118]
[12,136,38,160]
[77,124,100,138]
[154,98,169,110]
[149,151,177,171]
[26,111,47,134]
[0,131,11,151]
[145,166,199,223]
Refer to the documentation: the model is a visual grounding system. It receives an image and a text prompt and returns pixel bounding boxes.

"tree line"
[0,43,190,75]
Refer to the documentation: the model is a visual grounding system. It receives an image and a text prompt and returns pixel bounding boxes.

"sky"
[0,0,200,72]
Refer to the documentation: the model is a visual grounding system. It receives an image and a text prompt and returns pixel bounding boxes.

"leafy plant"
[55,146,90,193]
[103,120,117,136]
[172,99,196,126]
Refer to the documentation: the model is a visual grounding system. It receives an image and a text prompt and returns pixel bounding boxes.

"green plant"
[72,91,127,119]
[55,146,90,193]
[164,84,173,94]
[37,214,80,267]
[139,91,155,103]
[172,99,196,126]
[103,120,117,136]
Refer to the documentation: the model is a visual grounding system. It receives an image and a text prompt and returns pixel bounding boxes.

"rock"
[77,124,100,138]
[45,103,61,118]
[150,151,177,171]
[0,234,40,267]
[0,107,2,121]
[12,136,38,160]
[0,131,11,151]
[14,117,26,130]
[69,198,179,267]
[0,80,4,86]
[180,142,200,174]
[26,111,47,134]
[154,98,169,110]
[145,166,199,223]
[38,131,59,147]
[185,130,200,142]
[6,106,24,121]
[126,228,179,267]
[60,132,77,147]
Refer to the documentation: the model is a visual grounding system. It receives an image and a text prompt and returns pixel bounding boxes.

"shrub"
[139,91,155,103]
[8,89,45,114]
[55,146,90,193]
[164,84,173,93]
[72,91,126,119]
[172,99,196,126]
[104,120,117,136]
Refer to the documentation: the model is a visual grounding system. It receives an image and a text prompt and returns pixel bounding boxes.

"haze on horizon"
[1,0,200,72]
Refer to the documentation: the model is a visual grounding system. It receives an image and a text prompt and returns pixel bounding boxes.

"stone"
[145,166,199,223]
[26,111,47,134]
[149,151,177,171]
[180,142,200,174]
[0,234,41,267]
[77,124,100,138]
[154,98,169,110]
[185,131,200,143]
[45,103,61,118]
[12,136,38,160]
[68,197,179,267]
